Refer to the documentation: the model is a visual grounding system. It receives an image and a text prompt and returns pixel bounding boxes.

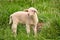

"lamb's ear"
[33,10,38,13]
[24,9,28,12]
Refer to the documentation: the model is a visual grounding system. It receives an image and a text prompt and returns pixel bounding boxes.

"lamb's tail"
[9,15,12,24]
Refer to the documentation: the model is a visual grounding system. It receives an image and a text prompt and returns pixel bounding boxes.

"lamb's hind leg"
[12,19,19,37]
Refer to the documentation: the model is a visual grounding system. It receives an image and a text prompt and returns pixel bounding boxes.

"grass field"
[0,0,60,40]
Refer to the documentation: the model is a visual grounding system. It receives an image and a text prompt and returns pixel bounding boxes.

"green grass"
[0,0,60,40]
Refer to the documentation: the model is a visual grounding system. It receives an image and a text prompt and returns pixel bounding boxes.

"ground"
[0,0,60,40]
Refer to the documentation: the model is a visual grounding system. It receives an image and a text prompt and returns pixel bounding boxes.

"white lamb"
[9,7,38,37]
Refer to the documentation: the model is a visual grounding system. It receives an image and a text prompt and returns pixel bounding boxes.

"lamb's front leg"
[33,24,37,37]
[26,24,30,37]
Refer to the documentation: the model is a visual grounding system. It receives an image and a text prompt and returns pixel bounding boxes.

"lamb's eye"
[29,9,35,12]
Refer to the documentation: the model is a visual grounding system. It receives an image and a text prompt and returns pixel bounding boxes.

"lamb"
[9,7,38,37]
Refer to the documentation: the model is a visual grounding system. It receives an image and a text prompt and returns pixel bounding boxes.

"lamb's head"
[28,7,38,13]
[24,7,38,16]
